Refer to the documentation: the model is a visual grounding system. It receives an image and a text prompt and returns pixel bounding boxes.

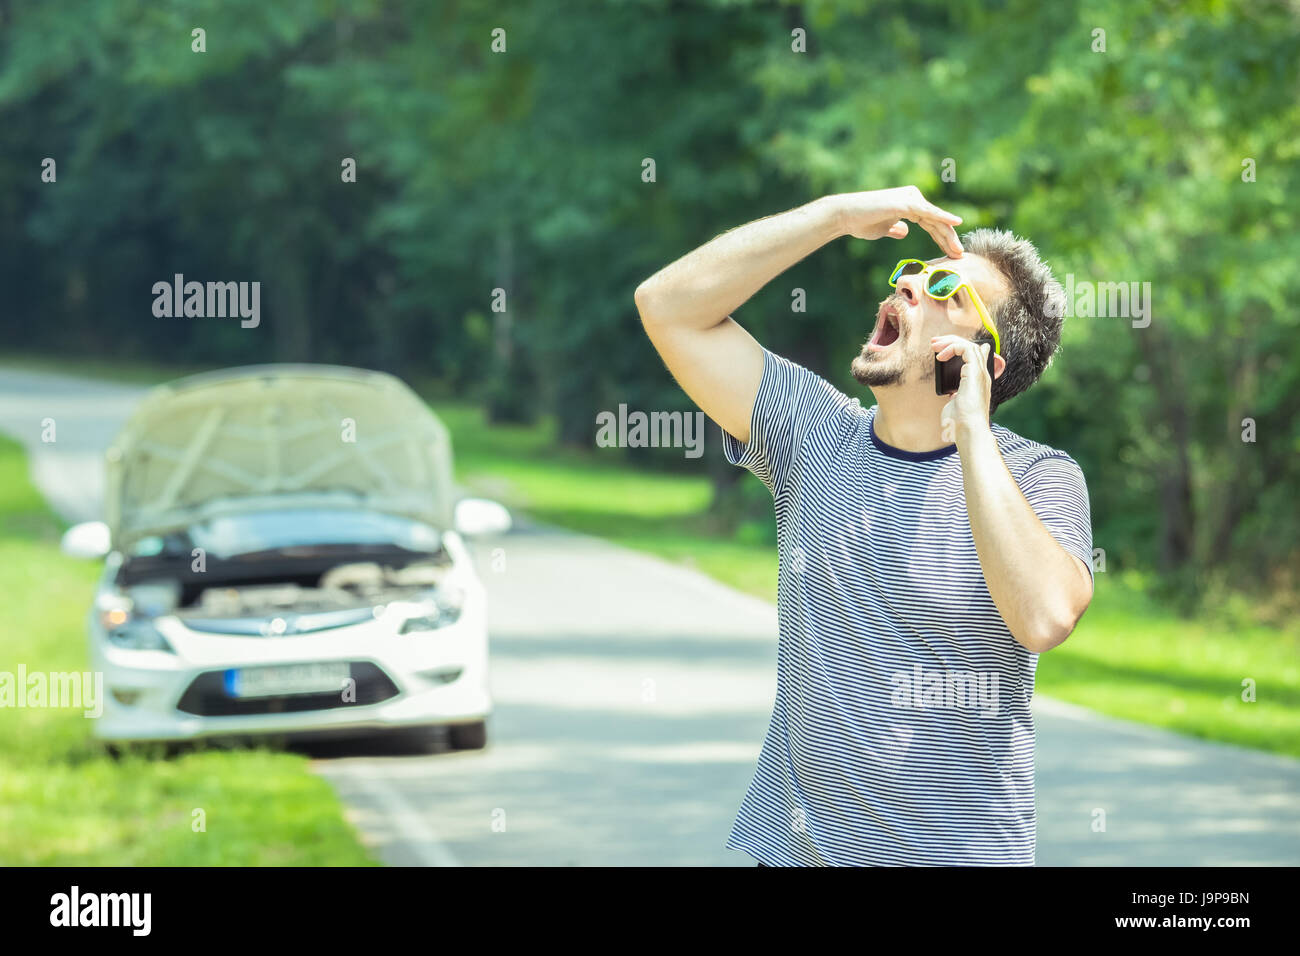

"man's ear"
[991,351,1007,381]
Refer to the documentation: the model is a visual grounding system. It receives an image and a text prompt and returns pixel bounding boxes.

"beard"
[850,342,934,388]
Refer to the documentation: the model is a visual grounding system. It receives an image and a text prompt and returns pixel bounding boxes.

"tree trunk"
[486,216,538,424]
[1136,319,1194,575]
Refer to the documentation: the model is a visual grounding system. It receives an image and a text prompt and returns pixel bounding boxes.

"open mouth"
[867,303,902,351]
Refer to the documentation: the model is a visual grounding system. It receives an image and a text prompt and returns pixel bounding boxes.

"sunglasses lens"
[927,270,962,298]
[890,261,924,285]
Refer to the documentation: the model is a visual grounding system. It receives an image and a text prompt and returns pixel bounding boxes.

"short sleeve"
[721,348,858,499]
[1017,452,1095,583]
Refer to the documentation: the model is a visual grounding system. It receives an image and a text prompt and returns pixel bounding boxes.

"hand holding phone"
[934,341,997,396]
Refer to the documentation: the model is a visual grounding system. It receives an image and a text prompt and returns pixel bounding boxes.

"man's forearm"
[958,424,1092,653]
[635,187,963,443]
[634,197,845,329]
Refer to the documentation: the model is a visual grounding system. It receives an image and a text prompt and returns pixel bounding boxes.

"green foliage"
[1,0,1296,609]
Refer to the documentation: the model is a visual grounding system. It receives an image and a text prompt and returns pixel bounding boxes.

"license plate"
[225,662,352,698]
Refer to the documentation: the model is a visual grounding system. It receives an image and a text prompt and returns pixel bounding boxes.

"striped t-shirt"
[722,348,1093,866]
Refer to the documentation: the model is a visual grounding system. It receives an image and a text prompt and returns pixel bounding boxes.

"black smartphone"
[935,344,996,396]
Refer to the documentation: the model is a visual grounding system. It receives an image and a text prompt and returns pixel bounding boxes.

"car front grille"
[180,606,380,636]
[176,661,400,717]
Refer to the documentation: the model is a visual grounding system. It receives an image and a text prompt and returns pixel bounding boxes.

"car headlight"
[398,587,465,634]
[106,621,175,653]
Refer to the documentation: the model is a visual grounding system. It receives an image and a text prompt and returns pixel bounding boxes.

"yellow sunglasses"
[888,259,1001,355]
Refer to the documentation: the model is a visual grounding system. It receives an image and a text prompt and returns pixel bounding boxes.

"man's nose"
[896,275,923,303]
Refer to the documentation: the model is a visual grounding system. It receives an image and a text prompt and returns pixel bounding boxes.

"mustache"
[882,294,907,315]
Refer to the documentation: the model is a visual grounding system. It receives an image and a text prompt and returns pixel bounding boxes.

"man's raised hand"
[833,186,964,259]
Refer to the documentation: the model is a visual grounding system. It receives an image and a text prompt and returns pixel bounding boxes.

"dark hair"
[962,228,1067,415]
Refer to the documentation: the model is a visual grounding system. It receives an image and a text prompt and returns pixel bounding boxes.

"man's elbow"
[1017,600,1089,654]
[633,279,660,327]
[1016,626,1070,655]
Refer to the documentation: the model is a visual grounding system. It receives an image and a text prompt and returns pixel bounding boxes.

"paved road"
[1,364,1297,866]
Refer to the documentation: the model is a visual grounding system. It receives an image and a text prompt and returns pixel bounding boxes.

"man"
[633,186,1094,866]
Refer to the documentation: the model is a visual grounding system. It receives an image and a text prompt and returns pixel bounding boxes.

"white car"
[60,364,510,751]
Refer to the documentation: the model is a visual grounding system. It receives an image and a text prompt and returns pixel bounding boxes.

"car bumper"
[88,617,491,743]
[92,677,490,742]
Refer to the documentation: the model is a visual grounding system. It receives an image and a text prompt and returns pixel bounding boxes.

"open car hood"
[104,364,454,550]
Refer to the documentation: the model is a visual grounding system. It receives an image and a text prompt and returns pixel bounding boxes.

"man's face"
[851,254,1005,388]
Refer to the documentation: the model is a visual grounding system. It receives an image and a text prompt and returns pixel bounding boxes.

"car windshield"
[129,509,443,560]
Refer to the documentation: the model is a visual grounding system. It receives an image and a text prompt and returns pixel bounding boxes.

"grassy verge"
[0,438,376,865]
[0,352,216,386]
[436,403,1300,760]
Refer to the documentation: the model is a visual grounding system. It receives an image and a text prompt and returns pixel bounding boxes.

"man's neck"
[869,387,959,453]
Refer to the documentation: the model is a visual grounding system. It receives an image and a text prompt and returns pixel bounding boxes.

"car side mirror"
[453,498,512,537]
[61,521,112,559]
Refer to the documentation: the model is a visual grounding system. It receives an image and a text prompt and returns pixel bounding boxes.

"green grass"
[434,403,1300,760]
[0,351,217,386]
[0,438,377,865]
[1041,573,1300,756]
